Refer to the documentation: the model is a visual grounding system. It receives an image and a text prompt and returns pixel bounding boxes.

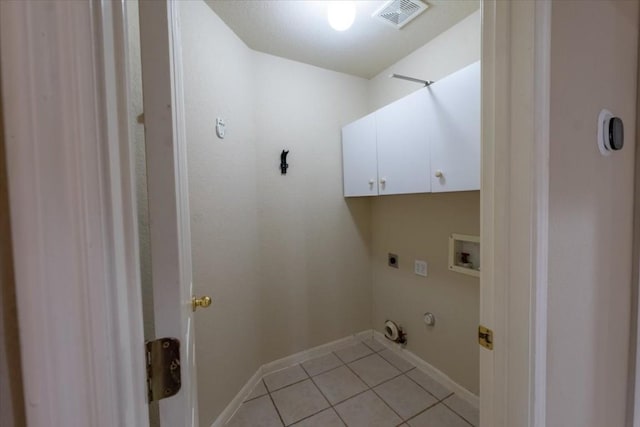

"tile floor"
[226,338,478,427]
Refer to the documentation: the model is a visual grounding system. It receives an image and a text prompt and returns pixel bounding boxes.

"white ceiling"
[205,0,479,79]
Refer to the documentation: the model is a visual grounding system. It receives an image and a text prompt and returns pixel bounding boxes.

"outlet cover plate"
[414,260,427,277]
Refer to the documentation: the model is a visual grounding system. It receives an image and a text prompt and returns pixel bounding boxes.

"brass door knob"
[192,296,212,312]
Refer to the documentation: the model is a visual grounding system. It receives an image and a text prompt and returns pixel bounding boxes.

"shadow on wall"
[0,87,27,427]
[344,197,373,247]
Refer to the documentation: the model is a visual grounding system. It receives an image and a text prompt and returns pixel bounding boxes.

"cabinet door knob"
[380,177,387,184]
[435,170,443,178]
[369,179,375,185]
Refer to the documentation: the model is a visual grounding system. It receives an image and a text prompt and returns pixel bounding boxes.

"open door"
[138,1,203,425]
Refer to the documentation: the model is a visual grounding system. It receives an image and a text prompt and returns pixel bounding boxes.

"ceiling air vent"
[373,0,429,29]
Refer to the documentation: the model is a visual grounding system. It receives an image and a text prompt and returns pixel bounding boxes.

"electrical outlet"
[414,260,427,277]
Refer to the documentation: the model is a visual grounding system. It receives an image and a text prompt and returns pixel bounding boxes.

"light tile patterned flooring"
[226,337,478,427]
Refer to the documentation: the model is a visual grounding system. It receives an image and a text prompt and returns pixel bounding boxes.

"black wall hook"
[280,150,289,175]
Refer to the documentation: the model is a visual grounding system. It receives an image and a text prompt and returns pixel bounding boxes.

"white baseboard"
[372,330,479,409]
[212,329,478,426]
[261,331,370,375]
[211,330,373,427]
[211,366,264,427]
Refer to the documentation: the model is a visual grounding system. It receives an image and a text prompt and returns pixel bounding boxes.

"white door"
[342,113,378,197]
[138,1,200,426]
[429,61,481,193]
[375,88,431,195]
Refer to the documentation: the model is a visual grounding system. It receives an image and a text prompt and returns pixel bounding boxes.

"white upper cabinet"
[341,60,480,197]
[429,61,481,192]
[376,89,430,195]
[342,112,378,197]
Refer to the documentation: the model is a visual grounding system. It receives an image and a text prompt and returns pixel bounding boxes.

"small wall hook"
[280,150,289,175]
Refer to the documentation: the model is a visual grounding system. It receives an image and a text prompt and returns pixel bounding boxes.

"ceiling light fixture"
[327,1,356,32]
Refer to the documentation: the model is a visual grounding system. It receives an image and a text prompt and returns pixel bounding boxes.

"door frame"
[0,1,148,426]
[137,1,198,425]
[480,1,550,426]
[0,0,550,426]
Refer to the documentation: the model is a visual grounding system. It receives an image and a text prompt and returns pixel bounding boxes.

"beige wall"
[368,10,480,111]
[179,2,263,425]
[253,51,372,362]
[0,88,26,426]
[547,1,638,426]
[368,10,481,395]
[371,193,480,394]
[179,2,371,425]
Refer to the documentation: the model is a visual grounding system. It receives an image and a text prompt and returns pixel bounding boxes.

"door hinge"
[146,337,181,402]
[478,325,493,350]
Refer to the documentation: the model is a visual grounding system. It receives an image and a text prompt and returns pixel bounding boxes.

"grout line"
[334,350,375,365]
[331,341,429,422]
[266,376,310,394]
[242,392,268,404]
[301,363,348,427]
[264,379,286,427]
[264,364,311,393]
[442,392,455,401]
[300,356,345,377]
[361,339,386,353]
[284,406,331,427]
[400,400,442,426]
[369,386,405,422]
[375,339,474,417]
[232,339,469,427]
[340,344,458,424]
[242,376,273,404]
[441,398,476,427]
[300,363,330,406]
[298,362,311,377]
[306,357,371,407]
[333,339,387,365]
[331,408,348,427]
[328,387,370,408]
[377,350,416,373]
[339,354,407,422]
[403,370,450,402]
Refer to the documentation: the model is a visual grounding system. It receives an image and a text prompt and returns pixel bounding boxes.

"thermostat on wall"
[597,109,623,156]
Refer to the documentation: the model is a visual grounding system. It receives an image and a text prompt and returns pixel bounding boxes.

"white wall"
[368,10,481,395]
[179,2,371,425]
[546,1,638,426]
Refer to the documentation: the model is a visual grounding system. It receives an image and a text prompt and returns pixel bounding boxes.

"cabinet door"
[429,61,481,192]
[342,113,378,197]
[376,89,430,195]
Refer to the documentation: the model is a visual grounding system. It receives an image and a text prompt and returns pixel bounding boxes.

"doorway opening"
[131,1,482,426]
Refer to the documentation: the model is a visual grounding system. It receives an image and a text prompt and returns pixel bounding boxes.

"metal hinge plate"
[478,325,494,350]
[146,337,181,402]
